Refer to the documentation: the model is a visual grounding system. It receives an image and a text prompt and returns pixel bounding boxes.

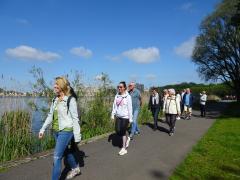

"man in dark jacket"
[148,88,162,130]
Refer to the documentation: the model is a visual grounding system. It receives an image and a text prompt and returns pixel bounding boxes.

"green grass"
[0,110,55,163]
[170,102,240,180]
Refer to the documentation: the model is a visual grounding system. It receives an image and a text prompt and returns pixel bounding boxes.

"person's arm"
[162,98,166,113]
[139,91,142,107]
[69,98,81,143]
[111,95,117,119]
[39,100,55,135]
[176,98,181,115]
[127,95,133,123]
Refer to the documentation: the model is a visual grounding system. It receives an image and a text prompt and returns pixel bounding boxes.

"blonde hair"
[55,76,71,96]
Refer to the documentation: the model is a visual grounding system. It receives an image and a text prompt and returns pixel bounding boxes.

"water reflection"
[0,97,48,133]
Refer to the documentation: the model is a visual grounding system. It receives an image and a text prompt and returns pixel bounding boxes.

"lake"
[0,97,48,133]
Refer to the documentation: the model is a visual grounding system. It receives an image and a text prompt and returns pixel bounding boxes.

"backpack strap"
[52,96,57,104]
[67,96,73,114]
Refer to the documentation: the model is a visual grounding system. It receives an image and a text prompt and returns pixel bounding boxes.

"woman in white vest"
[163,89,181,136]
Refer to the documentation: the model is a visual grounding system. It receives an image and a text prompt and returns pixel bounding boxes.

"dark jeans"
[151,107,160,129]
[115,117,129,136]
[181,102,184,114]
[165,114,177,133]
[200,104,206,117]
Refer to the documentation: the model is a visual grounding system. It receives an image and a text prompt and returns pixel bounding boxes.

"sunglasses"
[117,86,124,89]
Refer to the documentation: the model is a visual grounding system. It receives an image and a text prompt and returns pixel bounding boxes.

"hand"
[38,132,44,139]
[111,116,115,122]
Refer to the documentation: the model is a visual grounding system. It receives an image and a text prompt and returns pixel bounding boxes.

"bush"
[138,104,152,124]
[81,91,114,139]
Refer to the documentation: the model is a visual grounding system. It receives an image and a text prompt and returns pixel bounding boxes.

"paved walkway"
[0,103,226,180]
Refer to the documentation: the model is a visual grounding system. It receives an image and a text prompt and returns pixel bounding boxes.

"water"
[0,95,115,134]
[0,97,48,133]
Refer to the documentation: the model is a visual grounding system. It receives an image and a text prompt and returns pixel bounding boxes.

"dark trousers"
[181,102,184,114]
[165,114,177,133]
[151,107,160,129]
[200,104,206,117]
[115,117,129,136]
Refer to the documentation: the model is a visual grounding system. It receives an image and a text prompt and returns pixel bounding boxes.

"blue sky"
[0,0,220,91]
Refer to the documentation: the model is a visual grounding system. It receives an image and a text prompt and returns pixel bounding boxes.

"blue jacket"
[183,93,194,107]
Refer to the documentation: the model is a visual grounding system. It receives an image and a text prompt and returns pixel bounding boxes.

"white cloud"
[122,47,160,64]
[180,2,194,11]
[6,45,61,61]
[146,74,157,81]
[174,37,196,59]
[70,46,93,58]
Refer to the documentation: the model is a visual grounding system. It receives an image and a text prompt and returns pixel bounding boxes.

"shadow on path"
[149,170,165,179]
[108,133,122,148]
[143,122,169,134]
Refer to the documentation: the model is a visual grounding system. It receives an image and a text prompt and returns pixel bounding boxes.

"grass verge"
[170,102,240,179]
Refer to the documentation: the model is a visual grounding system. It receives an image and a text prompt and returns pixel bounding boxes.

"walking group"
[38,77,207,180]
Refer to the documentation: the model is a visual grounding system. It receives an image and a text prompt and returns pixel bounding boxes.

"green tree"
[192,0,240,101]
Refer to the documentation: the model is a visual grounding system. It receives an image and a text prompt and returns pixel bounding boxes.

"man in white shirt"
[200,91,207,117]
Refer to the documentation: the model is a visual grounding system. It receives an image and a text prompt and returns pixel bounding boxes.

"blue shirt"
[185,94,190,106]
[129,88,141,110]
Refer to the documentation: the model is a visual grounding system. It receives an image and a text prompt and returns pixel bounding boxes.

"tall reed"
[0,110,54,163]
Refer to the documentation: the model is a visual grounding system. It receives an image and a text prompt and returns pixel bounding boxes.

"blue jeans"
[130,108,140,135]
[52,131,78,180]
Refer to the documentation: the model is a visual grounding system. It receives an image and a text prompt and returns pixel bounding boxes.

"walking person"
[128,82,142,140]
[182,88,194,120]
[148,87,161,131]
[200,91,207,117]
[161,89,169,122]
[180,89,186,116]
[163,89,169,105]
[163,89,181,136]
[39,77,81,180]
[111,81,133,156]
[176,91,181,120]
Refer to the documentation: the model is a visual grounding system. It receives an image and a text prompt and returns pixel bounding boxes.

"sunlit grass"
[170,102,240,179]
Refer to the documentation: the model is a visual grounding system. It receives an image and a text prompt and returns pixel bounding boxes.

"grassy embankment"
[170,102,240,179]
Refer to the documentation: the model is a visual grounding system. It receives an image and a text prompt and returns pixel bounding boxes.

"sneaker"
[129,134,133,140]
[118,148,125,154]
[135,131,140,135]
[169,132,174,136]
[66,167,81,179]
[176,116,181,120]
[119,148,127,156]
[126,136,131,148]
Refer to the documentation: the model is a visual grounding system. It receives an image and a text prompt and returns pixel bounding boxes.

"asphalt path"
[0,102,226,180]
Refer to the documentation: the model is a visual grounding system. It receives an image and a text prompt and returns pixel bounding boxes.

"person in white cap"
[163,88,181,136]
